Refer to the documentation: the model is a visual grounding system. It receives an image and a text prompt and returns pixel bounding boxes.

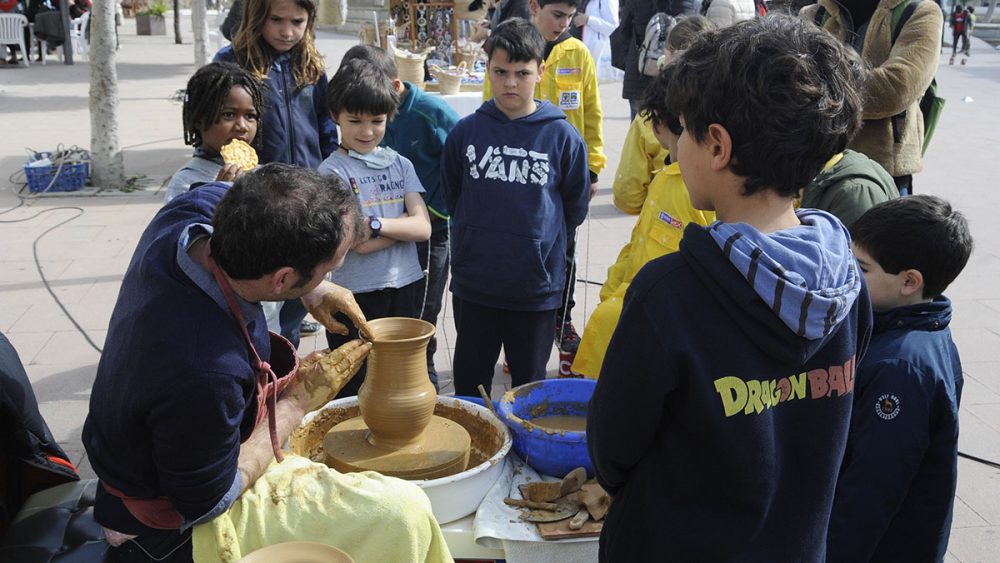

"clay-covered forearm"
[863,5,942,119]
[236,395,307,494]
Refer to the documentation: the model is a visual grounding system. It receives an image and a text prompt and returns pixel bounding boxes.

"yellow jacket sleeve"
[613,116,670,215]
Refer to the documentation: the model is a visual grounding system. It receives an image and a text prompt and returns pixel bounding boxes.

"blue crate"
[23,153,90,193]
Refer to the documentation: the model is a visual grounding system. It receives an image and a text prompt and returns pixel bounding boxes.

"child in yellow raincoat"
[572,67,714,378]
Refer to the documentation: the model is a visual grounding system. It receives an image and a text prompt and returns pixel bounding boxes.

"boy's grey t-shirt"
[318,150,425,293]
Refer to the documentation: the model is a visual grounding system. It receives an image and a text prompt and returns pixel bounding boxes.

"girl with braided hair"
[164,62,265,203]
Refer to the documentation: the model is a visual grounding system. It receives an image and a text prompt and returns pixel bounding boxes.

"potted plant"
[136,1,168,36]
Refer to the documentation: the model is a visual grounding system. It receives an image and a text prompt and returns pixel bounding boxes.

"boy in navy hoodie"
[442,18,590,396]
[827,195,973,562]
[587,16,873,561]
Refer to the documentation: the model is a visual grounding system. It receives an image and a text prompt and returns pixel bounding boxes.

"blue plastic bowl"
[497,379,596,478]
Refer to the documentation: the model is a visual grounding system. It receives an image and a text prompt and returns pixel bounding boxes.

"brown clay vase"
[358,317,437,448]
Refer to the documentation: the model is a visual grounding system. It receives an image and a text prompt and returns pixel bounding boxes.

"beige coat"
[802,0,942,177]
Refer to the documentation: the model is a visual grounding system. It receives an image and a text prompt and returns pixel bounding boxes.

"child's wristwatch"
[368,216,382,239]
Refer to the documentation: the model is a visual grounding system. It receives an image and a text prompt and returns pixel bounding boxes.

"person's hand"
[589,181,599,201]
[574,13,589,27]
[288,341,372,412]
[215,163,245,182]
[302,280,372,339]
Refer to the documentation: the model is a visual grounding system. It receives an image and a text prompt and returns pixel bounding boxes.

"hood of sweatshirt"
[682,209,863,365]
[475,98,569,125]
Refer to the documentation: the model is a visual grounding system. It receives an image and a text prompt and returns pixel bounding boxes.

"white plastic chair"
[70,11,88,60]
[0,13,30,68]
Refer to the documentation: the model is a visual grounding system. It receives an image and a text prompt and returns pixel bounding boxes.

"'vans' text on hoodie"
[441,100,590,311]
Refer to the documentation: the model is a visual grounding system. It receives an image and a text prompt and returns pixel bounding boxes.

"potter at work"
[82,165,451,563]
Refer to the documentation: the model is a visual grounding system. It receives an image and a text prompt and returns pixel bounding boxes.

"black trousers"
[451,296,556,396]
[557,228,577,325]
[414,228,450,389]
[326,280,421,398]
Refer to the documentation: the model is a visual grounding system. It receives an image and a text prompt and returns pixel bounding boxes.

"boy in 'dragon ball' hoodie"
[441,18,590,397]
[587,16,873,562]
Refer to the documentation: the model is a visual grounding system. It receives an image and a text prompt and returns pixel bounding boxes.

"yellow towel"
[192,454,454,563]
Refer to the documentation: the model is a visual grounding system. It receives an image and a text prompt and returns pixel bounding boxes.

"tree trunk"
[89,0,126,190]
[986,0,997,23]
[192,0,210,67]
[174,0,183,44]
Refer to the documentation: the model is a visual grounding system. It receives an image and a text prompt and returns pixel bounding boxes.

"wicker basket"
[395,48,431,90]
[430,62,467,95]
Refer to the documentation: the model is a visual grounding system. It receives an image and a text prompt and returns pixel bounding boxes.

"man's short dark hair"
[851,195,973,299]
[639,65,683,136]
[327,59,400,119]
[211,164,365,283]
[339,44,399,80]
[536,0,582,10]
[484,18,545,65]
[664,15,865,198]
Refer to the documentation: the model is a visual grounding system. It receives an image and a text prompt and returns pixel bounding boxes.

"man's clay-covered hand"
[289,340,372,412]
[302,280,372,339]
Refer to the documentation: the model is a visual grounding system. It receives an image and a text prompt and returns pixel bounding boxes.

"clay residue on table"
[289,402,505,470]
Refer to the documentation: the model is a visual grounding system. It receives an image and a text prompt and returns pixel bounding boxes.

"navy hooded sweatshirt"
[828,297,963,562]
[441,99,590,311]
[214,46,338,168]
[83,183,266,536]
[588,210,873,562]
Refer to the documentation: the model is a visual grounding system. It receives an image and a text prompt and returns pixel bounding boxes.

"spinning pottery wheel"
[324,318,472,480]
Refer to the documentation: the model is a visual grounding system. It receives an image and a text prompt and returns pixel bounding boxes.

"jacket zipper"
[281,60,297,165]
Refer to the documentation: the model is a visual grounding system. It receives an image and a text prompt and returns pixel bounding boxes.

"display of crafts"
[414,2,455,62]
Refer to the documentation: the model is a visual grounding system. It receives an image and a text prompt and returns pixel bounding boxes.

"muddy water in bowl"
[530,415,587,433]
[322,318,472,480]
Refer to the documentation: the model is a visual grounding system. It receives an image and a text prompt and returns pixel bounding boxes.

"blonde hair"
[232,0,326,89]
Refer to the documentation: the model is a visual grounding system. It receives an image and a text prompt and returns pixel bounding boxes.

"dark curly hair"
[182,62,265,149]
[664,15,865,198]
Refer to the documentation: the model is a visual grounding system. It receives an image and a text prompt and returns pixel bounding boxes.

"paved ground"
[1,14,999,560]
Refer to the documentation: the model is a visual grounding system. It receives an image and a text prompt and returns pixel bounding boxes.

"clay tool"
[504,498,559,511]
[575,482,610,521]
[568,507,591,530]
[519,466,587,502]
[518,502,578,523]
[477,384,499,417]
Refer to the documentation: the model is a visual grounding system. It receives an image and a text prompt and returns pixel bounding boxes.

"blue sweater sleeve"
[588,274,680,494]
[148,369,248,522]
[440,124,464,215]
[826,359,934,562]
[314,73,339,157]
[561,132,590,229]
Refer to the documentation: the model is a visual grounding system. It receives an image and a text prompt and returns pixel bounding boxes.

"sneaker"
[557,321,581,354]
[299,319,321,335]
[949,55,955,65]
[961,57,967,65]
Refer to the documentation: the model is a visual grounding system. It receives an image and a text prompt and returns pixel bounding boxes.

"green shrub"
[138,1,168,17]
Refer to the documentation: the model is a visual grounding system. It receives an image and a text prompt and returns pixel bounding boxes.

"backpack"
[638,12,677,76]
[814,0,945,156]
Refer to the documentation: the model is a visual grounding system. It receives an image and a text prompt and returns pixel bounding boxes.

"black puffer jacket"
[617,0,695,101]
[0,332,79,536]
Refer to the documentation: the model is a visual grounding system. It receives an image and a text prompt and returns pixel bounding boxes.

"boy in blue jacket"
[338,45,461,390]
[828,195,973,562]
[442,18,590,396]
[588,16,872,561]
